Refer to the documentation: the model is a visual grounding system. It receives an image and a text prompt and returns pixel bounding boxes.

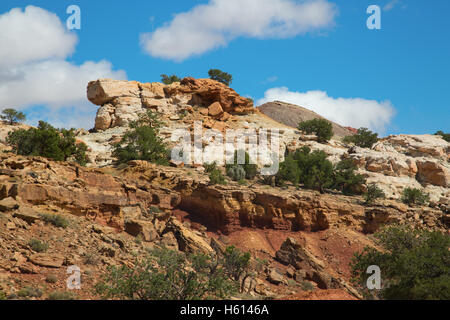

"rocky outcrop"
[88,78,255,131]
[1,153,446,239]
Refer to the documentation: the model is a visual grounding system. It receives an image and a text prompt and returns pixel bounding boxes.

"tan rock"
[94,104,114,131]
[208,102,224,118]
[13,207,41,224]
[0,197,19,212]
[416,160,450,187]
[124,219,159,242]
[29,253,65,268]
[87,79,140,106]
[164,218,214,254]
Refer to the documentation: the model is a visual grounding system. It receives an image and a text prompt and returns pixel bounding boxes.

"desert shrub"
[300,281,315,291]
[95,247,245,300]
[47,291,77,300]
[1,108,26,125]
[6,121,88,166]
[45,274,58,284]
[343,128,379,148]
[238,179,247,186]
[209,168,227,185]
[435,131,450,142]
[332,159,366,195]
[160,74,181,85]
[227,150,258,180]
[364,184,386,204]
[83,252,101,266]
[350,225,450,300]
[39,213,69,229]
[0,290,6,300]
[204,162,218,173]
[295,147,334,193]
[401,188,430,206]
[226,165,246,182]
[297,119,333,143]
[113,110,169,165]
[208,69,233,86]
[276,154,301,186]
[221,246,251,282]
[18,286,42,299]
[275,147,334,193]
[29,239,49,253]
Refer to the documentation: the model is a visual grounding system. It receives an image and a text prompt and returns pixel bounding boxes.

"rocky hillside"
[79,78,450,203]
[258,101,355,137]
[0,76,448,300]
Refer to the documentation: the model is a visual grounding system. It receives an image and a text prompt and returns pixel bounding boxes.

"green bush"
[226,165,246,182]
[0,290,6,300]
[204,162,219,174]
[1,108,26,125]
[209,168,227,185]
[39,213,69,229]
[208,69,233,86]
[277,148,366,195]
[29,239,49,253]
[45,274,58,284]
[343,128,379,148]
[18,286,42,299]
[47,291,77,300]
[238,179,247,186]
[276,154,301,187]
[350,225,450,300]
[161,74,181,85]
[221,246,251,282]
[332,159,366,195]
[401,188,430,206]
[6,121,88,166]
[295,147,334,193]
[276,147,334,193]
[297,119,333,143]
[364,184,386,204]
[226,150,258,180]
[95,247,245,300]
[113,110,169,165]
[435,131,450,142]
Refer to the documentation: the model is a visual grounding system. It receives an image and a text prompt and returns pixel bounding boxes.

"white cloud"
[141,0,337,61]
[0,6,77,68]
[257,87,395,133]
[383,0,400,12]
[0,6,126,129]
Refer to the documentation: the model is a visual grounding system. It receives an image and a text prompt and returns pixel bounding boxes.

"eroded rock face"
[88,78,255,131]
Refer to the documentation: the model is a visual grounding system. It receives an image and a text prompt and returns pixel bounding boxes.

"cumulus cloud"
[383,0,400,11]
[257,87,395,133]
[0,6,126,129]
[141,0,337,61]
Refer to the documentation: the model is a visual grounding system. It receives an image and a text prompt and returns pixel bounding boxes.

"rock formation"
[88,77,255,131]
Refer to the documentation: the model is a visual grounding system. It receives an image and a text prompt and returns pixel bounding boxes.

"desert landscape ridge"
[0,76,448,301]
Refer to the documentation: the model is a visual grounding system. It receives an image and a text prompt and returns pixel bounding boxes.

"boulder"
[13,207,40,224]
[29,253,65,268]
[416,160,450,187]
[87,79,140,106]
[164,218,214,254]
[208,102,224,119]
[268,268,284,285]
[124,219,159,242]
[0,197,19,212]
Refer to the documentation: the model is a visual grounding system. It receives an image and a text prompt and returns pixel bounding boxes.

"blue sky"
[0,0,448,135]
